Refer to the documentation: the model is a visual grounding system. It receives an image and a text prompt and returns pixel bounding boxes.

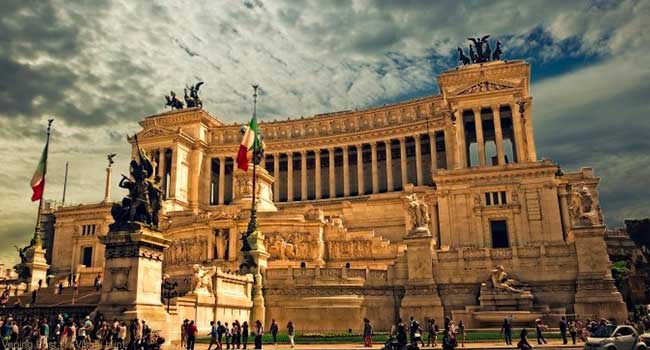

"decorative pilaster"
[385,140,393,191]
[315,150,322,199]
[455,110,467,169]
[287,153,294,201]
[300,150,308,201]
[342,146,350,197]
[492,105,506,165]
[356,144,364,195]
[414,134,423,185]
[558,187,571,239]
[371,142,378,193]
[273,154,280,202]
[473,107,486,166]
[328,148,336,198]
[399,137,408,187]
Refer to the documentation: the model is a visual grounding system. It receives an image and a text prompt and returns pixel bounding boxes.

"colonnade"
[210,131,447,204]
[455,103,526,168]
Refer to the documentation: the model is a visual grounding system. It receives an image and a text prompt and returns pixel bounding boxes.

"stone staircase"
[9,286,101,307]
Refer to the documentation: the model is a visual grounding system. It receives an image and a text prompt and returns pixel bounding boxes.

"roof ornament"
[457,35,503,66]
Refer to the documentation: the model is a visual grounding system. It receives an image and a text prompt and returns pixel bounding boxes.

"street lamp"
[161,277,178,313]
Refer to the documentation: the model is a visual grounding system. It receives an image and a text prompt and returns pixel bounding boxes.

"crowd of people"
[382,316,464,350]
[0,313,162,350]
[186,318,291,350]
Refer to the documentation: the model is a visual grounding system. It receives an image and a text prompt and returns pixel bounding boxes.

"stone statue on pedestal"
[405,194,431,235]
[489,265,526,294]
[190,264,217,296]
[569,186,600,226]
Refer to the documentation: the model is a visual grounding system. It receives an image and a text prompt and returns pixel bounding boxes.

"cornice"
[140,108,223,129]
[433,161,558,186]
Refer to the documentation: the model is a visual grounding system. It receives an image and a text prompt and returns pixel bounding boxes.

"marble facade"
[45,59,626,331]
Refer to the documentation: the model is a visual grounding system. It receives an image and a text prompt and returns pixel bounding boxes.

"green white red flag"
[236,114,262,171]
[30,142,48,202]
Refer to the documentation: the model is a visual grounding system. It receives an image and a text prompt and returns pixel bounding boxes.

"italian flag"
[236,114,262,171]
[30,143,48,202]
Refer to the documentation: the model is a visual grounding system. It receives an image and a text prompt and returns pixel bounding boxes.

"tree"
[625,218,650,253]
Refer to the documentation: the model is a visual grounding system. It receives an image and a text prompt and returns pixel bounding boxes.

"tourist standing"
[363,318,373,347]
[396,318,407,347]
[517,328,532,350]
[31,290,37,305]
[233,320,241,349]
[254,320,263,350]
[569,320,577,345]
[94,274,102,292]
[186,320,197,350]
[427,319,438,347]
[535,319,547,344]
[559,316,568,344]
[181,319,188,349]
[118,322,127,350]
[208,321,219,350]
[286,321,295,349]
[270,319,279,345]
[38,318,49,350]
[241,321,249,349]
[457,320,465,348]
[500,318,512,345]
[217,321,226,349]
[441,329,456,350]
[224,322,231,349]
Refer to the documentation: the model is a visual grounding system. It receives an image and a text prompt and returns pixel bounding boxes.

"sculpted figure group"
[110,135,163,231]
[405,193,430,233]
[165,82,204,110]
[569,186,601,226]
[190,264,217,296]
[457,35,503,66]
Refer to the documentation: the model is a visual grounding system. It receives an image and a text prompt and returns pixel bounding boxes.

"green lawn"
[196,331,562,344]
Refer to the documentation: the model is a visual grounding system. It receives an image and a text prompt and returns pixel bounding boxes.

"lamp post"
[161,277,178,313]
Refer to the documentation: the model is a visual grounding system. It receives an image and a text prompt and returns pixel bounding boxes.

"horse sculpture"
[165,91,183,110]
[457,47,470,65]
[492,40,503,61]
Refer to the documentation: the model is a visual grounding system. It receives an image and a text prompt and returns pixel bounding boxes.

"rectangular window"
[485,193,491,206]
[490,220,509,248]
[500,191,507,204]
[492,192,499,205]
[82,247,93,267]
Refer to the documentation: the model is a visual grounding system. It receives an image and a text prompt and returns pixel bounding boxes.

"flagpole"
[247,84,260,234]
[33,118,54,247]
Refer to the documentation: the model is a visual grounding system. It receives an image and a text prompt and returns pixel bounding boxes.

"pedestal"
[232,165,277,212]
[571,225,627,321]
[93,226,179,342]
[24,245,49,291]
[400,232,444,322]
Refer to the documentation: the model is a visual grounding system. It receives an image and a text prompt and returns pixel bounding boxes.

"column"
[371,142,378,193]
[431,201,440,246]
[169,148,177,198]
[524,101,537,161]
[218,157,225,204]
[104,166,112,203]
[273,154,280,202]
[492,105,506,165]
[444,128,454,169]
[287,153,294,201]
[356,144,364,195]
[414,134,423,185]
[328,147,336,198]
[399,137,407,187]
[301,150,307,201]
[157,148,166,179]
[473,107,486,166]
[511,103,527,162]
[315,150,322,199]
[455,110,467,169]
[429,132,437,172]
[559,187,571,240]
[385,140,393,191]
[342,146,350,197]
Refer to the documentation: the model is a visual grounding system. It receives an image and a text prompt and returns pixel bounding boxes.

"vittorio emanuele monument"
[6,38,626,342]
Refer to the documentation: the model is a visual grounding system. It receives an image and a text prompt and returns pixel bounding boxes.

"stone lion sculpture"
[190,264,217,295]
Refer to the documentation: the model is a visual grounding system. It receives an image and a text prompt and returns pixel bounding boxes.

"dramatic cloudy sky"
[0,0,648,264]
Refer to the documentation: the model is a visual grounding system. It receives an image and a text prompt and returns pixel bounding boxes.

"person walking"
[286,321,295,349]
[457,320,465,348]
[427,319,437,347]
[217,321,226,350]
[224,322,231,349]
[186,320,197,350]
[500,318,512,345]
[569,320,577,345]
[181,320,188,350]
[241,321,249,350]
[31,290,37,305]
[233,320,241,349]
[208,321,219,350]
[517,328,532,350]
[254,320,263,350]
[559,316,568,345]
[396,318,407,348]
[363,318,373,347]
[441,329,457,350]
[535,319,547,344]
[270,319,279,345]
[38,318,49,350]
